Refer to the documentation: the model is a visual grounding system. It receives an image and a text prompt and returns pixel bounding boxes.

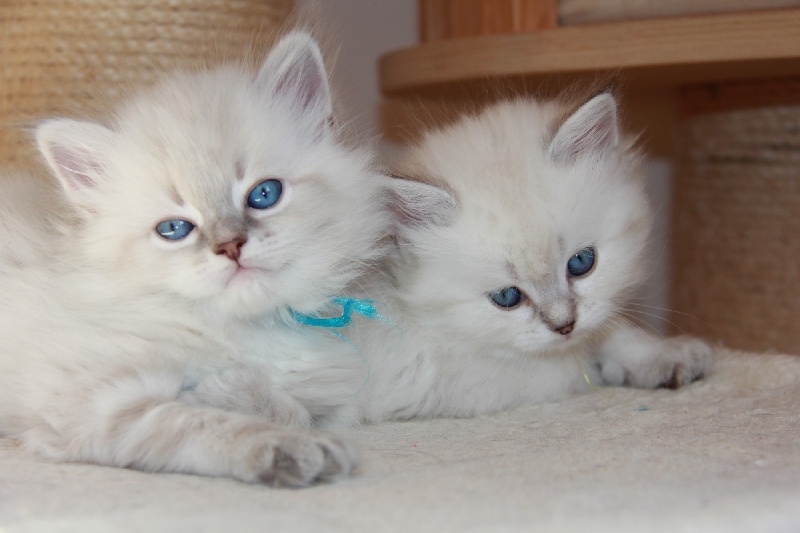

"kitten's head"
[391,94,652,356]
[37,31,389,318]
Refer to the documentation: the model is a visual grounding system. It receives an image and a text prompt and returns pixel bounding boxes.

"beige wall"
[295,0,417,136]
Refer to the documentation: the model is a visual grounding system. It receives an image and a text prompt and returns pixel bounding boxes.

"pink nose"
[554,320,575,336]
[215,238,246,262]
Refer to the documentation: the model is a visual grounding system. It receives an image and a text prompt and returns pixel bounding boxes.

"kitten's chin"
[214,288,281,318]
[224,265,265,287]
[209,267,330,319]
[201,267,284,318]
[535,326,604,356]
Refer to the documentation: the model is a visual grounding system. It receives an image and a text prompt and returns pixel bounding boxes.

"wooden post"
[420,0,558,42]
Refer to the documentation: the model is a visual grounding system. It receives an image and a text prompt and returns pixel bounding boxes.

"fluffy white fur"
[326,94,715,425]
[0,31,390,486]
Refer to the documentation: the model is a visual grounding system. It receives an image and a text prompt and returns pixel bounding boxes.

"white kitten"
[328,93,714,424]
[0,31,390,486]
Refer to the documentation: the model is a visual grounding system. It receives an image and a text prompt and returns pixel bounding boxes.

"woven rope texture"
[0,0,292,168]
[671,103,800,353]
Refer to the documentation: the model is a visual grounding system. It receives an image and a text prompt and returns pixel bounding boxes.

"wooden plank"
[480,0,557,34]
[419,0,450,42]
[449,0,484,39]
[381,8,800,95]
[680,78,800,115]
[560,0,800,25]
[481,0,518,35]
[421,0,557,42]
[519,0,558,31]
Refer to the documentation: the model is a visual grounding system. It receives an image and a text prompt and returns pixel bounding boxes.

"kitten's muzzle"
[539,295,577,336]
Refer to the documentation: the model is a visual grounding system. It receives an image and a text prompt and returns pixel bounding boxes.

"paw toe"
[659,338,715,389]
[317,436,359,482]
[261,434,357,488]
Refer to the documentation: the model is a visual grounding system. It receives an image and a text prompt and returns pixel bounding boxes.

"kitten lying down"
[192,91,713,427]
[336,93,714,424]
[0,31,389,486]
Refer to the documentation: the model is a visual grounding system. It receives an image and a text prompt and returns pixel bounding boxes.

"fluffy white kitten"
[0,31,390,486]
[328,93,715,424]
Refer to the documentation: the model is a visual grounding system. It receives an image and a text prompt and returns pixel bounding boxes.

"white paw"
[651,336,715,389]
[599,334,715,389]
[235,430,358,487]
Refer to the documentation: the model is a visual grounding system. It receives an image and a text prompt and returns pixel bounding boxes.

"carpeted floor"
[1,348,798,532]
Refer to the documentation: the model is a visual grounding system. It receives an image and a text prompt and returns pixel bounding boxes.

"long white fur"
[0,31,390,486]
[322,94,714,425]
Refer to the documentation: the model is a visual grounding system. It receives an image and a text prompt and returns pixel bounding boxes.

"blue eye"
[567,246,596,277]
[155,219,195,241]
[489,286,524,309]
[247,179,283,210]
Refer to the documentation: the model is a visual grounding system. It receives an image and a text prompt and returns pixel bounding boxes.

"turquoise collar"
[289,297,386,328]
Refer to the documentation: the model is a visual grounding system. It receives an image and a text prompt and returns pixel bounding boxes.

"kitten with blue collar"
[0,31,389,486]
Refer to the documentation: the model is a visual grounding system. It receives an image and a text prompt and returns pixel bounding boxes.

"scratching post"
[670,81,800,353]
[0,0,292,169]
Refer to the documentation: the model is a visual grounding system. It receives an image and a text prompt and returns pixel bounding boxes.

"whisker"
[611,312,662,337]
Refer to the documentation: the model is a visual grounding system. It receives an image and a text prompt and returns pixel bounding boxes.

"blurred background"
[296,0,417,139]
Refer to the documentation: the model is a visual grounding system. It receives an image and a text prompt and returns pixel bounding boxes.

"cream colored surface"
[1,348,798,532]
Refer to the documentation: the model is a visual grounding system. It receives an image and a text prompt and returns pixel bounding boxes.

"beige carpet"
[1,348,799,532]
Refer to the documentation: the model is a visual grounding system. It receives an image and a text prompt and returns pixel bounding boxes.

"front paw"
[598,332,715,390]
[237,430,359,487]
[652,336,714,389]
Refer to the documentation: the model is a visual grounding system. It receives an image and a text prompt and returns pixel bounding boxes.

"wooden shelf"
[379,8,800,96]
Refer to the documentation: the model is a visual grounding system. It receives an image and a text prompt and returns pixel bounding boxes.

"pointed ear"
[36,118,115,213]
[548,93,620,164]
[257,30,333,124]
[389,177,458,229]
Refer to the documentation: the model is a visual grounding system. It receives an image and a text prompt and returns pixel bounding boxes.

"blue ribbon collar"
[289,297,385,329]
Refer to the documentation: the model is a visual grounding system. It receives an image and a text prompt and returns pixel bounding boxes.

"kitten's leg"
[593,325,714,389]
[181,362,313,429]
[23,369,355,486]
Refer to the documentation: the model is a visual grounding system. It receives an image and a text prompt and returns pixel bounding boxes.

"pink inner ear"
[51,145,100,191]
[550,99,619,164]
[389,180,457,228]
[570,119,615,159]
[268,43,333,122]
[389,193,425,227]
[275,57,325,111]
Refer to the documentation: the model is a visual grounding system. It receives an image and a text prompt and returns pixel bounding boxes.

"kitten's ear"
[36,118,115,213]
[548,93,619,164]
[258,30,333,125]
[389,177,458,228]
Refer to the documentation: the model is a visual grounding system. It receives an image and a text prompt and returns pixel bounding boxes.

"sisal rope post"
[670,80,800,353]
[0,0,293,170]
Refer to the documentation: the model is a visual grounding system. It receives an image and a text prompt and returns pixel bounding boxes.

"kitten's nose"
[553,320,575,336]
[215,237,247,262]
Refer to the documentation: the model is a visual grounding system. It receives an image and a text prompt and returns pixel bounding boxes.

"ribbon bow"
[289,297,386,328]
